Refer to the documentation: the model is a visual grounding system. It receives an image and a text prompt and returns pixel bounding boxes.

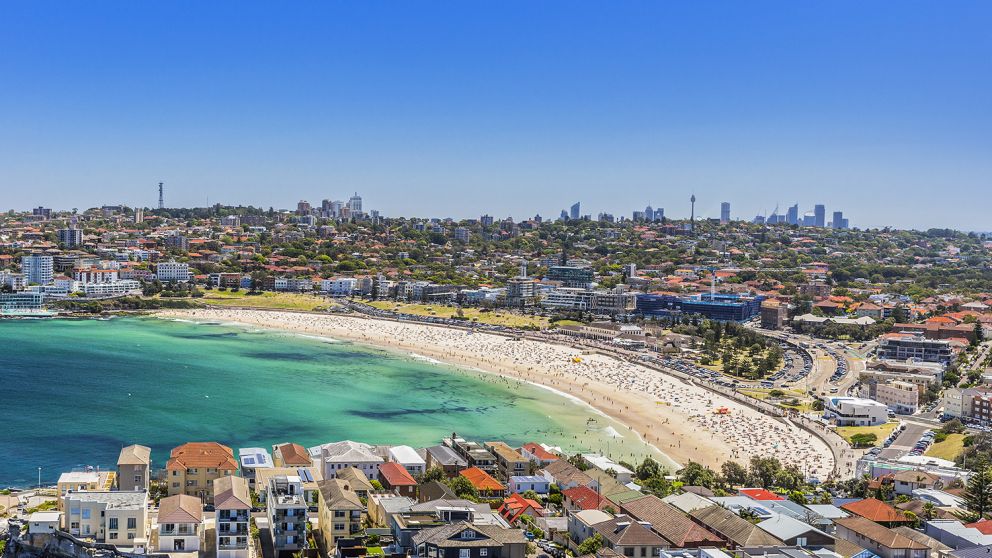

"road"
[878,423,928,460]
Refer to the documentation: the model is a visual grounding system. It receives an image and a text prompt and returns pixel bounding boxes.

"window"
[108,518,119,530]
[462,530,475,539]
[459,550,470,558]
[71,522,80,530]
[109,532,118,540]
[480,550,488,557]
[334,523,345,531]
[81,508,91,519]
[128,533,135,540]
[134,475,141,484]
[127,518,137,530]
[796,537,807,547]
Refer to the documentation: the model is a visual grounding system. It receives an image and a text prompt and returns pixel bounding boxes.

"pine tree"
[965,466,992,518]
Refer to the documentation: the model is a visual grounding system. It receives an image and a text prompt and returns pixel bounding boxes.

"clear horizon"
[2,1,990,230]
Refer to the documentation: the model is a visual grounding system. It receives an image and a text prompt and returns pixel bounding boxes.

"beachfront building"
[156,494,203,553]
[266,474,309,555]
[254,467,321,507]
[312,440,384,480]
[444,434,497,474]
[0,291,45,314]
[215,476,252,558]
[389,445,427,477]
[166,442,239,503]
[57,471,114,511]
[519,443,559,467]
[62,490,148,552]
[425,445,468,477]
[238,447,274,488]
[317,478,364,551]
[874,381,920,415]
[485,442,529,480]
[823,397,889,426]
[508,476,550,495]
[155,261,192,283]
[582,454,634,484]
[877,332,955,365]
[117,444,151,492]
[272,442,313,467]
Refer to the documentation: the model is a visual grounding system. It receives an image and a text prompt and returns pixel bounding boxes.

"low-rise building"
[215,476,252,558]
[412,521,527,558]
[166,442,239,503]
[157,494,203,553]
[117,445,152,492]
[874,381,919,415]
[62,490,148,551]
[312,440,384,480]
[485,442,529,480]
[507,476,550,495]
[317,478,364,551]
[823,397,889,426]
[389,445,427,477]
[877,332,955,365]
[834,516,927,558]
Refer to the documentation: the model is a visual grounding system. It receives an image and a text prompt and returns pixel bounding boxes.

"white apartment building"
[62,490,148,551]
[82,280,142,298]
[388,445,427,476]
[874,381,919,415]
[215,476,251,558]
[156,494,202,553]
[823,396,889,426]
[321,277,357,296]
[156,261,192,283]
[22,253,54,285]
[266,475,309,554]
[310,440,383,480]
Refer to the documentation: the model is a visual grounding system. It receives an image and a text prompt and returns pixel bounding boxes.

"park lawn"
[926,433,966,461]
[367,301,550,329]
[835,421,899,447]
[196,290,328,311]
[740,388,814,412]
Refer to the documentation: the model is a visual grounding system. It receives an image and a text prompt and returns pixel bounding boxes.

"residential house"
[485,442,530,480]
[688,505,784,549]
[62,490,148,551]
[238,447,274,488]
[508,476,550,495]
[166,442,239,504]
[460,467,507,498]
[568,509,613,546]
[272,442,313,468]
[498,494,544,525]
[313,440,384,480]
[563,486,606,512]
[592,515,667,558]
[891,471,942,496]
[520,443,559,467]
[389,445,427,477]
[266,474,309,555]
[839,498,912,527]
[620,495,723,549]
[426,445,469,477]
[28,511,61,535]
[337,467,375,500]
[541,460,595,491]
[924,519,992,549]
[317,478,364,551]
[57,471,113,511]
[833,517,928,558]
[117,445,151,492]
[412,521,527,558]
[214,476,252,558]
[380,462,419,498]
[157,494,202,553]
[755,515,834,549]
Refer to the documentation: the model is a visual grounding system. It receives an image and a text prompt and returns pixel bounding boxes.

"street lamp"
[38,467,42,489]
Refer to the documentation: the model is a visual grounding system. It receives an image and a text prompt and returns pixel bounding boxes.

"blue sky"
[1,2,989,230]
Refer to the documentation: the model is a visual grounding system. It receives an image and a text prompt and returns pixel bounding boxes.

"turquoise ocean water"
[0,317,666,487]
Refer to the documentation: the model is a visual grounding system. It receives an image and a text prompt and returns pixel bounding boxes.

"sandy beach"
[156,308,834,477]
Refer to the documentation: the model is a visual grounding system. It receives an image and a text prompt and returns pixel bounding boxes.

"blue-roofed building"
[508,476,550,495]
[239,447,274,488]
[636,293,765,322]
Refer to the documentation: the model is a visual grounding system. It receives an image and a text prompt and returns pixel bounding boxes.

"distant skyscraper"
[32,206,51,219]
[832,211,849,230]
[296,200,311,215]
[348,193,363,213]
[655,207,664,222]
[569,202,580,221]
[57,228,83,247]
[720,202,731,224]
[786,204,799,225]
[814,204,826,227]
[645,206,654,222]
[803,212,816,227]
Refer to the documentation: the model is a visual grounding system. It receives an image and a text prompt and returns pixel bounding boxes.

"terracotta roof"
[563,485,604,510]
[835,517,927,549]
[379,462,418,487]
[275,442,312,466]
[966,518,992,535]
[499,493,544,523]
[460,467,505,492]
[214,476,251,510]
[166,442,237,471]
[840,498,911,524]
[738,488,785,501]
[158,494,203,524]
[521,442,559,461]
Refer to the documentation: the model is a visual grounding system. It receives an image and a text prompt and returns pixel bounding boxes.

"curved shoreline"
[155,308,836,477]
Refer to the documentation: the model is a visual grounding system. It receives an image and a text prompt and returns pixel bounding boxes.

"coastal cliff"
[2,520,144,558]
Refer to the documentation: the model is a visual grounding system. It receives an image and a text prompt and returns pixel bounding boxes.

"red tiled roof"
[460,467,505,492]
[967,519,992,535]
[166,442,237,471]
[522,442,558,461]
[738,488,784,501]
[563,485,604,510]
[379,462,417,487]
[498,493,544,523]
[840,498,911,523]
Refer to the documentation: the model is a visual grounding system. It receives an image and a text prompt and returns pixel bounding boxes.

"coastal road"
[878,423,928,460]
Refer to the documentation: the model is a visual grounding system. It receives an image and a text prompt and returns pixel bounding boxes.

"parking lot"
[876,423,930,460]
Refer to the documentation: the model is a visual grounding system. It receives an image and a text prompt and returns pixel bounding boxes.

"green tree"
[446,475,479,501]
[576,534,604,556]
[678,461,717,489]
[636,457,662,481]
[965,466,992,518]
[721,461,748,487]
[420,466,446,484]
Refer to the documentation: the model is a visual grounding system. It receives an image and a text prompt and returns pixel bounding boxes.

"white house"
[311,440,384,480]
[388,445,426,477]
[157,494,202,553]
[508,476,550,495]
[823,396,889,426]
[28,511,61,534]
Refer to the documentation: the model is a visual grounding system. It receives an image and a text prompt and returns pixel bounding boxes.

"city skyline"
[2,2,990,230]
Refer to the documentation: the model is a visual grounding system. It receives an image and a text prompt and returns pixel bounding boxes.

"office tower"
[296,200,311,215]
[802,212,816,227]
[57,228,83,247]
[22,253,54,285]
[786,204,799,225]
[645,206,654,222]
[753,215,766,225]
[32,207,52,219]
[655,207,664,222]
[814,204,826,227]
[560,210,568,221]
[720,202,731,224]
[569,202,580,221]
[632,211,645,222]
[480,214,494,227]
[348,193,363,213]
[832,211,849,230]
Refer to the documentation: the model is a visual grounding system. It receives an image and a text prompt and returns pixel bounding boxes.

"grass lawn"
[26,500,57,514]
[926,433,966,461]
[835,421,899,447]
[367,301,550,329]
[196,290,328,311]
[366,548,385,556]
[740,388,815,412]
